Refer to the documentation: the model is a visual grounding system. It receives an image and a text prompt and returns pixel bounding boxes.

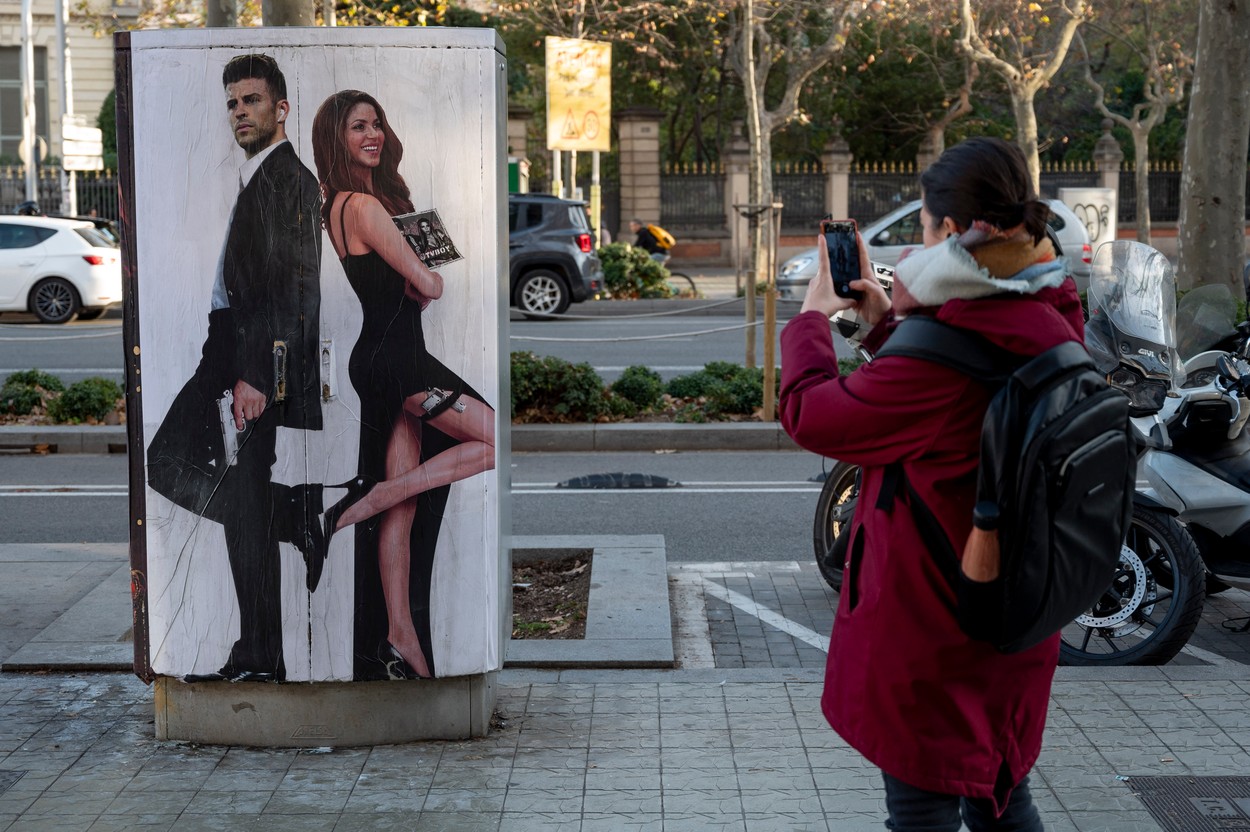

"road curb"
[0,423,801,454]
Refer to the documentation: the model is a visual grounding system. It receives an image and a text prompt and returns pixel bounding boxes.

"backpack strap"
[874,316,1020,385]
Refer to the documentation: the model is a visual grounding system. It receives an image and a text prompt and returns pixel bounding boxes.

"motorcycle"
[812,240,1250,665]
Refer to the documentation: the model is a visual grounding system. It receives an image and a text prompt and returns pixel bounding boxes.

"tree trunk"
[262,0,313,25]
[206,0,236,26]
[1176,0,1250,293]
[1131,128,1152,245]
[1010,88,1042,193]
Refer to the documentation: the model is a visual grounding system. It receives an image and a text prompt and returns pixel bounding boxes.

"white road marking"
[3,484,818,498]
[700,577,830,653]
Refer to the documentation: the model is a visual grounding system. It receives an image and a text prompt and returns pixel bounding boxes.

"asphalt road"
[0,307,855,386]
[0,449,829,563]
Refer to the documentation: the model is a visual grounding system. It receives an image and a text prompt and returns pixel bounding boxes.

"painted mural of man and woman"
[146,53,496,684]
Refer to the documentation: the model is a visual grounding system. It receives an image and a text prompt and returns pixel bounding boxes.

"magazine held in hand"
[394,209,463,268]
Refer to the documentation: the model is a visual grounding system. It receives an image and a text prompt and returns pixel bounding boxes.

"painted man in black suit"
[147,54,324,683]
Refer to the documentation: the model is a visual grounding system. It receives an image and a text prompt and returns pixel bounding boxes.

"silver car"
[776,199,1093,298]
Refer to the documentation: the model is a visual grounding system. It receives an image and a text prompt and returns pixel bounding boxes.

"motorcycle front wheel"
[1059,508,1206,666]
[812,461,859,592]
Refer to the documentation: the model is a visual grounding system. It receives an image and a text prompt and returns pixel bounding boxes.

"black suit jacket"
[222,141,323,431]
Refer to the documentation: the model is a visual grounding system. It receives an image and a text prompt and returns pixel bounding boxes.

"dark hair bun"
[1019,199,1051,245]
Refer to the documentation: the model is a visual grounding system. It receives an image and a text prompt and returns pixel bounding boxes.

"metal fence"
[1116,168,1182,224]
[0,169,119,219]
[849,167,920,225]
[1037,172,1100,200]
[774,164,825,232]
[660,163,726,231]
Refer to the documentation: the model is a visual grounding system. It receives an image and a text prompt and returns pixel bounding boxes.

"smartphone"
[821,219,862,301]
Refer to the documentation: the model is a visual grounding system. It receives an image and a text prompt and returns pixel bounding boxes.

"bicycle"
[651,252,697,297]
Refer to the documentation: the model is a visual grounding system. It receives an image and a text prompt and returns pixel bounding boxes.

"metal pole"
[20,0,37,203]
[570,149,578,198]
[56,0,75,215]
[551,149,563,198]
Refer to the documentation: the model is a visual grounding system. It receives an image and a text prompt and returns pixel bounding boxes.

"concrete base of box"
[154,671,497,746]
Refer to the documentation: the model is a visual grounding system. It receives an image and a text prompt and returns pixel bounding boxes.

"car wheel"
[516,270,570,318]
[31,277,81,324]
[76,308,107,321]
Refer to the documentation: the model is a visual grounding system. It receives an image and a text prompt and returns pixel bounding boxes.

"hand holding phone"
[821,219,863,301]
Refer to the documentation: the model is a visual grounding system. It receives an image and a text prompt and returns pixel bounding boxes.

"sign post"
[545,36,610,229]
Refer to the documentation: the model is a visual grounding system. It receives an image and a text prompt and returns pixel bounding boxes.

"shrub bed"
[511,353,795,423]
[0,370,124,425]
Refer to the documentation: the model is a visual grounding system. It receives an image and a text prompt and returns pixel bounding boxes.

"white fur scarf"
[892,236,1068,313]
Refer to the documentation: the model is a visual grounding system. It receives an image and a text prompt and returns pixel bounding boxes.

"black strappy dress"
[337,196,484,680]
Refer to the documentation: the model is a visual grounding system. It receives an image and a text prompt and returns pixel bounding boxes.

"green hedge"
[1,370,121,423]
[512,353,782,423]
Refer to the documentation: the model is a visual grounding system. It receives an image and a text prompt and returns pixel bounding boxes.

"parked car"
[509,193,603,317]
[776,198,1093,297]
[0,216,122,323]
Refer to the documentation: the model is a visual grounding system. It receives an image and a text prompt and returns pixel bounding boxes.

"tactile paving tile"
[1130,776,1250,831]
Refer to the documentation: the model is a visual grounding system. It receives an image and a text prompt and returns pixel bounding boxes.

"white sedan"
[776,199,1093,298]
[0,216,122,323]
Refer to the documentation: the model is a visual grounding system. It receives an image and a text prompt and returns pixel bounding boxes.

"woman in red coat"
[779,138,1084,831]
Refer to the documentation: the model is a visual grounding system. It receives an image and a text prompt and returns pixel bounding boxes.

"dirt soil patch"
[512,551,592,639]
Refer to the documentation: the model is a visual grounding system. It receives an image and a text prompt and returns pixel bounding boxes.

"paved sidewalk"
[1,668,1249,830]
[3,543,1250,829]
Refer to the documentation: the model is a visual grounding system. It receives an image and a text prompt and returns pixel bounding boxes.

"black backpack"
[875,315,1134,654]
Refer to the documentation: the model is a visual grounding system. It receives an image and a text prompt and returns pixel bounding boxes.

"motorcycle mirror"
[1218,354,1241,382]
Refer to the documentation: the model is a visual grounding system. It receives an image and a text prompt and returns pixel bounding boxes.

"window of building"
[0,47,49,164]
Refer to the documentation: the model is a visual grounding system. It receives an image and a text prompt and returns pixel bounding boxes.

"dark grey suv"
[509,193,603,316]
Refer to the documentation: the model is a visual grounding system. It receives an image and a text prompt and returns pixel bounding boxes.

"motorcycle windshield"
[1176,283,1237,361]
[1086,240,1179,380]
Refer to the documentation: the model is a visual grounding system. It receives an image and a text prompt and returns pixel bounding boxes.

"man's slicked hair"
[222,54,287,101]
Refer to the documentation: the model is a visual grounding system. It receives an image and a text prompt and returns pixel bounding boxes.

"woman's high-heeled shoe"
[322,475,378,544]
[379,641,419,680]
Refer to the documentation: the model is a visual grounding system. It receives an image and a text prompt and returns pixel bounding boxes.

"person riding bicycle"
[629,218,660,254]
[629,218,677,264]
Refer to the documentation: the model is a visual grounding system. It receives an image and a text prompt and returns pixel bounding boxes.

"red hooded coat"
[779,263,1084,811]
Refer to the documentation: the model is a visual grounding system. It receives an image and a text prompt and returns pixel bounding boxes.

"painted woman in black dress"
[311,90,496,680]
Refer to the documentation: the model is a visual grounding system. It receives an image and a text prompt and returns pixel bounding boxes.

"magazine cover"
[118,28,508,685]
[394,209,463,268]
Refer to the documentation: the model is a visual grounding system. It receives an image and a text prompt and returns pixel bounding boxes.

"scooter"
[812,241,1250,665]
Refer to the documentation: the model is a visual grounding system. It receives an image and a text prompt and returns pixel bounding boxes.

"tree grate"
[1130,776,1250,831]
[0,771,26,796]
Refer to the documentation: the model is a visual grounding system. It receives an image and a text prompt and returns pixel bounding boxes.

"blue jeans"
[882,772,1044,831]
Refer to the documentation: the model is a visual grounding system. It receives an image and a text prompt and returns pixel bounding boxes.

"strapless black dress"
[340,249,483,680]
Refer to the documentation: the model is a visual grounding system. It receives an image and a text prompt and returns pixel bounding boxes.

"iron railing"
[660,163,726,231]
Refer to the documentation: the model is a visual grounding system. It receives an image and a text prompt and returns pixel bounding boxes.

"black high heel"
[379,641,418,680]
[322,475,378,544]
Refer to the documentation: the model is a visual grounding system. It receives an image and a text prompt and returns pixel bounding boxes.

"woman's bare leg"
[376,410,430,677]
[337,395,495,529]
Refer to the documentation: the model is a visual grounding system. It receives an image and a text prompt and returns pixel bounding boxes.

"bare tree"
[957,0,1089,191]
[1078,2,1193,244]
[725,0,868,284]
[1175,0,1250,293]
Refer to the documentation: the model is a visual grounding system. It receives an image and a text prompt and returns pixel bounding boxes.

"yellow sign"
[545,36,611,152]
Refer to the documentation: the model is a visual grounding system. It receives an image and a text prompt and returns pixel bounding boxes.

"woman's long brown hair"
[311,89,415,231]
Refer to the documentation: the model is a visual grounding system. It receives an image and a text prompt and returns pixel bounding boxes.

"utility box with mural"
[116,27,510,745]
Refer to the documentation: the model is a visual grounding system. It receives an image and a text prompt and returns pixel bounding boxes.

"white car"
[0,216,122,323]
[776,198,1093,297]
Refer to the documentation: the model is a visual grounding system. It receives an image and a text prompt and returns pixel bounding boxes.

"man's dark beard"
[237,124,277,156]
